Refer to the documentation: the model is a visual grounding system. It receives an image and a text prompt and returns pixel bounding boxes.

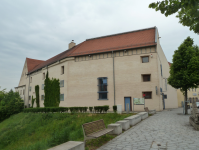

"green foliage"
[35,85,40,107]
[23,107,69,113]
[168,37,199,114]
[0,86,6,105]
[94,105,109,113]
[31,96,35,108]
[113,105,117,113]
[0,89,24,122]
[168,37,199,91]
[44,71,60,107]
[149,0,199,34]
[0,112,133,150]
[89,107,93,112]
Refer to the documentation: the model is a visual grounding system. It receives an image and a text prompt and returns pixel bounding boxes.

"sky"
[0,0,199,91]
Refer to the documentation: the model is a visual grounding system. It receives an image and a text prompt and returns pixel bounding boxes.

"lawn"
[0,112,134,150]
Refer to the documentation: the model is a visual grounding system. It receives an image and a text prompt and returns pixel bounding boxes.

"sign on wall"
[133,98,145,105]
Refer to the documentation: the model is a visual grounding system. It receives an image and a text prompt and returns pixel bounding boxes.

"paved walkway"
[97,108,199,150]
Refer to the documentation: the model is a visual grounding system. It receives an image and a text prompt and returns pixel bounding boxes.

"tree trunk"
[185,89,188,114]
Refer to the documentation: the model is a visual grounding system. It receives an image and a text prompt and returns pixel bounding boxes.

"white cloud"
[0,0,198,91]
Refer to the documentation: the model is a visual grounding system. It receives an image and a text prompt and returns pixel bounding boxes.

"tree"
[149,0,199,34]
[35,85,40,107]
[31,96,36,108]
[44,71,60,107]
[168,36,199,114]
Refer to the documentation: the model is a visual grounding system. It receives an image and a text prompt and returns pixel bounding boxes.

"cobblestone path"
[97,108,199,150]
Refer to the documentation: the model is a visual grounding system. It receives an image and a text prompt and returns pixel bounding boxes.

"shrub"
[94,106,110,113]
[89,107,93,113]
[113,105,117,113]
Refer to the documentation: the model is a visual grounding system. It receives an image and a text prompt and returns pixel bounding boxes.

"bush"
[23,107,69,113]
[113,105,117,113]
[94,106,110,113]
[89,107,93,113]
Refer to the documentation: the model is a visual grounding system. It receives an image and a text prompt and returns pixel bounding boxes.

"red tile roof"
[28,27,156,74]
[68,27,156,56]
[168,62,172,67]
[26,58,44,72]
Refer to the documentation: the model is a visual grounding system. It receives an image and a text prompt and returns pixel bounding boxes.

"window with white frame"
[60,80,64,87]
[60,94,64,101]
[98,77,108,100]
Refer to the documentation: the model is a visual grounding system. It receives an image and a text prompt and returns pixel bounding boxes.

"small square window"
[42,84,45,90]
[60,80,64,87]
[164,94,167,99]
[41,95,45,100]
[142,56,149,63]
[61,66,64,74]
[43,73,45,80]
[60,94,64,101]
[142,75,151,82]
[143,92,152,99]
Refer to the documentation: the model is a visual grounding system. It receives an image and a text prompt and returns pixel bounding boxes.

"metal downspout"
[112,51,115,105]
[28,75,30,108]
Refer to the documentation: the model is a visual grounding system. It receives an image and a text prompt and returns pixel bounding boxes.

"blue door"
[125,97,131,111]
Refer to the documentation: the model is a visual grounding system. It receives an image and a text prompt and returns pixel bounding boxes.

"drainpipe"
[24,86,26,108]
[112,51,115,105]
[28,75,30,108]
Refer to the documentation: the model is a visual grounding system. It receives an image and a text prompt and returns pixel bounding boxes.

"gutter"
[112,51,115,105]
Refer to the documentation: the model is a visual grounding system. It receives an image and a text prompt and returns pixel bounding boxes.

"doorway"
[124,97,132,111]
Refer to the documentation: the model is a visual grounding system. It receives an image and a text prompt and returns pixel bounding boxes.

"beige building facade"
[15,27,178,111]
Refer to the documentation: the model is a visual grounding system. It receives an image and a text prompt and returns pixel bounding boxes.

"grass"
[0,112,134,150]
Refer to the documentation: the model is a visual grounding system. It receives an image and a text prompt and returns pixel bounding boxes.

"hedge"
[94,105,109,113]
[23,106,110,113]
[113,105,117,113]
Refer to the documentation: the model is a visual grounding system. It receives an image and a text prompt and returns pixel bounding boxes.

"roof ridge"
[86,26,156,41]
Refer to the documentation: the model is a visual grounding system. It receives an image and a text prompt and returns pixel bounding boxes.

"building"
[15,27,178,111]
[177,88,199,107]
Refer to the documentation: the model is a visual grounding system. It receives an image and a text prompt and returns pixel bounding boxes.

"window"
[41,95,45,100]
[60,94,64,101]
[43,73,45,80]
[164,94,167,99]
[29,86,31,91]
[142,75,151,82]
[42,84,45,90]
[143,92,152,99]
[142,56,149,63]
[98,77,108,100]
[61,66,64,74]
[160,64,163,76]
[23,89,25,95]
[60,80,64,87]
[30,77,32,83]
[29,96,31,100]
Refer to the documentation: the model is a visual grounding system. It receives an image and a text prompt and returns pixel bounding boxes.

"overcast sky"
[0,0,199,91]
